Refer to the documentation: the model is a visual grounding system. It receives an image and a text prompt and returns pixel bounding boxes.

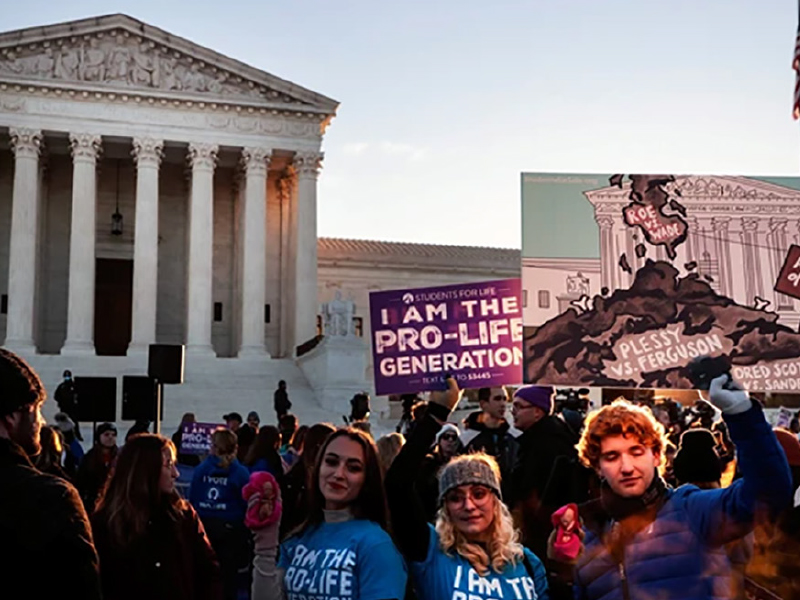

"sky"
[4,1,800,249]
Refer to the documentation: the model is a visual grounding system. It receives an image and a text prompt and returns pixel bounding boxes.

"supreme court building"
[0,14,336,361]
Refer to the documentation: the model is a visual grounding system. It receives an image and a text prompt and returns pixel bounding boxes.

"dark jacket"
[513,414,587,564]
[92,501,223,600]
[574,402,793,600]
[274,388,291,416]
[460,411,519,499]
[513,415,582,507]
[416,448,450,523]
[54,379,78,414]
[0,437,101,600]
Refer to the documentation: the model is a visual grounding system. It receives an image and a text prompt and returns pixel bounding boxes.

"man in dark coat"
[0,349,101,600]
[54,368,82,440]
[511,385,586,564]
[460,386,519,500]
[273,380,291,422]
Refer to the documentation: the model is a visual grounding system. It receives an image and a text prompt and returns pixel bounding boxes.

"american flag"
[794,8,800,119]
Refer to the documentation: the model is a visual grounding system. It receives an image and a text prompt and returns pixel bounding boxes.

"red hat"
[774,428,800,467]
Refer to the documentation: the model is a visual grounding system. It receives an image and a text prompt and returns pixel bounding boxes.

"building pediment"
[0,14,338,116]
[584,175,800,204]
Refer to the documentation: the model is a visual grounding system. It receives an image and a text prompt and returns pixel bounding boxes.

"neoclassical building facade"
[0,14,336,361]
[0,15,523,426]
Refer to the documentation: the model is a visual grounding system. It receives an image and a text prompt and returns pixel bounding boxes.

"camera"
[687,355,731,391]
[554,388,590,414]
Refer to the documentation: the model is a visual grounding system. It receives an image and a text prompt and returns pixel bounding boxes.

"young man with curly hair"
[569,375,792,600]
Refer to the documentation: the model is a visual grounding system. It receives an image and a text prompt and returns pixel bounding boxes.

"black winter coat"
[0,437,101,600]
[92,501,223,600]
[511,415,586,559]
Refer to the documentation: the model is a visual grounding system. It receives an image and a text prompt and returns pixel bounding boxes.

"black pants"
[203,518,252,600]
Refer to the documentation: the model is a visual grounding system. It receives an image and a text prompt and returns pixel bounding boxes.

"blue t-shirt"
[279,519,407,600]
[189,455,250,522]
[410,525,549,600]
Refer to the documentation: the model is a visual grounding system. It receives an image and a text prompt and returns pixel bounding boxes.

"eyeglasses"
[511,402,534,412]
[444,485,493,507]
[439,433,458,442]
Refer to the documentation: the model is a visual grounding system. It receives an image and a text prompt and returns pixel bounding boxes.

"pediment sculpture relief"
[0,33,303,104]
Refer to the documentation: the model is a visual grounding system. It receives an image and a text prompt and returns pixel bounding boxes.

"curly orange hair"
[577,399,668,471]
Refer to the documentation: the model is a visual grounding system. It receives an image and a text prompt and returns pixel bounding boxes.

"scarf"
[600,475,669,563]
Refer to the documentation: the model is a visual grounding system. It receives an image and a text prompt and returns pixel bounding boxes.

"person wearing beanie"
[76,422,119,513]
[385,378,549,600]
[564,374,792,600]
[510,385,587,570]
[673,428,723,488]
[246,410,260,430]
[0,349,101,600]
[460,386,519,503]
[417,422,463,522]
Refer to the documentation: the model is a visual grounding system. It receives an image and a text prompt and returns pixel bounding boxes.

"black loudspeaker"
[121,376,162,421]
[74,377,117,422]
[148,344,185,384]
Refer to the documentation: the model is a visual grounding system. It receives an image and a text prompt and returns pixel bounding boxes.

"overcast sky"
[4,1,800,248]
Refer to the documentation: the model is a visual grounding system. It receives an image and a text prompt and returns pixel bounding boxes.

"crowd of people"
[2,347,800,600]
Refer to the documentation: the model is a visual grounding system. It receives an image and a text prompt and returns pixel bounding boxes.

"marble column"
[279,172,296,357]
[185,142,218,355]
[238,146,271,357]
[128,137,164,355]
[711,217,732,297]
[740,217,761,305]
[61,133,102,356]
[4,128,43,352]
[292,151,323,353]
[596,215,614,292]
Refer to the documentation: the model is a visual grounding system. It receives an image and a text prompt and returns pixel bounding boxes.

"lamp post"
[111,159,123,236]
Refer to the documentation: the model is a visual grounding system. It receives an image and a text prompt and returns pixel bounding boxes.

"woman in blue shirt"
[190,429,251,600]
[385,377,550,600]
[246,427,407,600]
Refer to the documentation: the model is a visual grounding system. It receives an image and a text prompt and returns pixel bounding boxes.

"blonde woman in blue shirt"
[385,378,549,600]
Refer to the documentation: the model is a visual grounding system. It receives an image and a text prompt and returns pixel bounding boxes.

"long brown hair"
[245,425,282,472]
[94,434,185,548]
[292,427,389,537]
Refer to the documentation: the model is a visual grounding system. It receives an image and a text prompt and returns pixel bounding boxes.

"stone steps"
[17,352,345,435]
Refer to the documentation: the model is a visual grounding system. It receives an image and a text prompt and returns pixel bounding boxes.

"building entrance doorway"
[94,258,133,356]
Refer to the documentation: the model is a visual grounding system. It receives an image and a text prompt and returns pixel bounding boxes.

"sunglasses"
[439,433,458,442]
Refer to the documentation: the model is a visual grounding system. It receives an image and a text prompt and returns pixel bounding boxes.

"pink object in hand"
[551,503,582,562]
[242,471,282,529]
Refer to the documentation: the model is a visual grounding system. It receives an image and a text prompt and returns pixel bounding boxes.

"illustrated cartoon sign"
[179,421,223,455]
[369,279,522,395]
[522,173,800,392]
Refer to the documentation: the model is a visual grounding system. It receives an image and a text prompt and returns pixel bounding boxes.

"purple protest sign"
[369,278,522,395]
[179,422,223,455]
